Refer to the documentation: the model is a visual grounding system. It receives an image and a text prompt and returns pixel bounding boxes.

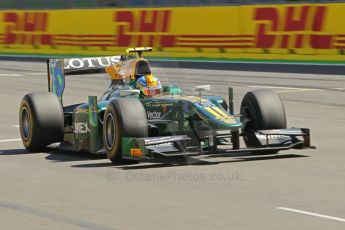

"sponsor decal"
[147,111,161,120]
[4,12,51,45]
[143,101,174,115]
[151,142,174,147]
[64,56,121,69]
[74,122,90,134]
[114,10,175,47]
[254,6,331,49]
[256,134,286,140]
[144,135,189,145]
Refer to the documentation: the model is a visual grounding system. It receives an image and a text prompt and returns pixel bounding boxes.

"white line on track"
[332,87,345,91]
[155,58,345,66]
[277,207,345,223]
[248,85,322,91]
[0,138,22,143]
[26,72,47,76]
[11,125,19,128]
[248,85,323,93]
[0,73,22,77]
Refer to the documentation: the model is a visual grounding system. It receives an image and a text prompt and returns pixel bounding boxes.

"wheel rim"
[21,106,31,140]
[104,113,116,150]
[241,106,253,132]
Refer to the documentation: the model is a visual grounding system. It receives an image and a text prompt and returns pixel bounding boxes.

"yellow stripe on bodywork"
[205,107,222,119]
[213,107,229,117]
[205,106,236,124]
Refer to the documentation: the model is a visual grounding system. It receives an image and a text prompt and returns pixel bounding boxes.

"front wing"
[120,128,314,161]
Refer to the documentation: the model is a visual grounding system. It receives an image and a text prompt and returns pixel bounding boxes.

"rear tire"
[240,89,286,150]
[103,98,148,164]
[19,92,64,152]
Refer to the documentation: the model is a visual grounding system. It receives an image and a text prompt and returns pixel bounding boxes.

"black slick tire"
[19,92,64,152]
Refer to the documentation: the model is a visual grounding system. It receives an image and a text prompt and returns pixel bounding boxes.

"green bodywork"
[121,137,147,161]
[71,84,241,154]
[48,56,242,154]
[88,96,100,153]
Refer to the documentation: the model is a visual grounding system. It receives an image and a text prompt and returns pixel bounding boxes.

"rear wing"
[126,47,152,58]
[47,56,123,103]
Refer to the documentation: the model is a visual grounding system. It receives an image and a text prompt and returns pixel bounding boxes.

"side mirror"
[194,85,212,102]
[194,85,211,93]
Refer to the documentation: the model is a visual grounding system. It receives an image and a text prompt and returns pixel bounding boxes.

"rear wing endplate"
[47,56,123,103]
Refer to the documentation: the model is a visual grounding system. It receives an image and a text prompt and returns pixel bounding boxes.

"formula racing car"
[19,47,313,163]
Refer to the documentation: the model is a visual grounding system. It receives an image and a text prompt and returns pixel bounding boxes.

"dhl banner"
[0,4,344,61]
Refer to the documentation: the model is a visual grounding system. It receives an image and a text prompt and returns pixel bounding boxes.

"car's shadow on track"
[70,154,309,169]
[0,147,111,164]
[0,147,106,161]
[0,148,309,169]
[45,149,107,162]
[0,149,31,155]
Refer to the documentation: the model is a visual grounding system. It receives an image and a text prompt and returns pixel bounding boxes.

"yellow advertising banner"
[0,4,344,61]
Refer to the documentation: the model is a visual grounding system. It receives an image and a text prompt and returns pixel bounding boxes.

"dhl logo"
[1,6,344,52]
[254,6,332,49]
[4,12,51,45]
[2,12,115,47]
[114,10,175,47]
[113,9,253,49]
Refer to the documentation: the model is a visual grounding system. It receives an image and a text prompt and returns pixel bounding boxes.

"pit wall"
[0,3,344,62]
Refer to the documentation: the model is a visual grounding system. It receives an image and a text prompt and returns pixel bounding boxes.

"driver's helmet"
[136,74,162,97]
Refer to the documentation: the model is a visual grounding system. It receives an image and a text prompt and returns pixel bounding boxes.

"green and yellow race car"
[19,47,313,164]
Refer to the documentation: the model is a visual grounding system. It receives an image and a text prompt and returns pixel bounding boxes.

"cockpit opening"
[136,60,151,78]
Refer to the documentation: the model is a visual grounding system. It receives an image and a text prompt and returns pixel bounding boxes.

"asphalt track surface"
[0,60,344,230]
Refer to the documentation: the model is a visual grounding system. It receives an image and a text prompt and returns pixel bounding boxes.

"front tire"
[19,92,64,152]
[103,98,148,164]
[240,89,287,149]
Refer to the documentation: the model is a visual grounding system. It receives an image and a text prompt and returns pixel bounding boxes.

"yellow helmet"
[136,74,162,97]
